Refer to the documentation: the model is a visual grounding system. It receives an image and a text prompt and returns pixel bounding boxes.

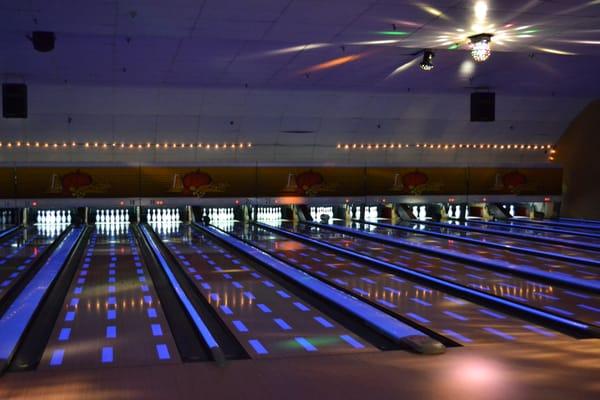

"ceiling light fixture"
[419,50,435,71]
[469,33,493,62]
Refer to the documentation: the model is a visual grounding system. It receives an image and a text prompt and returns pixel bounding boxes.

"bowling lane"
[153,222,376,358]
[504,219,600,234]
[347,221,599,282]
[389,220,600,260]
[219,221,571,345]
[458,220,600,243]
[0,226,66,303]
[272,221,600,327]
[39,224,181,370]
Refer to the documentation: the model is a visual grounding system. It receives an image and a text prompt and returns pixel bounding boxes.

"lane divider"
[0,226,20,241]
[470,219,600,239]
[305,221,600,294]
[195,223,445,355]
[358,219,600,267]
[404,218,600,254]
[256,222,600,339]
[139,224,225,365]
[0,226,84,372]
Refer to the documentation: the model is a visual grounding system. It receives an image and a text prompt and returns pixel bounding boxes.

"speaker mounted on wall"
[470,92,495,122]
[2,83,28,118]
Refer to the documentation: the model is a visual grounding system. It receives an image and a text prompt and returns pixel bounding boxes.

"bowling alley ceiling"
[1,0,599,93]
[0,1,599,166]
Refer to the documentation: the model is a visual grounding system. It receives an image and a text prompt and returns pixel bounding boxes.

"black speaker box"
[2,83,28,118]
[470,92,495,122]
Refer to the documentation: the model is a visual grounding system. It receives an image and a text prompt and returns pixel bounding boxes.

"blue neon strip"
[232,320,249,332]
[140,225,220,349]
[339,334,365,349]
[49,349,65,366]
[248,339,268,355]
[523,325,556,337]
[256,222,594,335]
[471,220,600,239]
[516,219,600,231]
[483,327,515,341]
[0,226,19,240]
[293,302,310,311]
[295,337,317,352]
[306,222,600,293]
[101,346,114,363]
[273,318,292,330]
[199,224,433,343]
[156,344,171,360]
[442,329,472,343]
[0,227,83,363]
[426,217,600,245]
[314,316,334,328]
[359,219,600,267]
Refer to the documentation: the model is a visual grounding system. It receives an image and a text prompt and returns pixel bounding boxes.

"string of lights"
[0,141,252,150]
[336,143,556,152]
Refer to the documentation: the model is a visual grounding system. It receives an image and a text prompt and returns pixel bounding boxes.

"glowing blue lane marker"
[293,302,310,311]
[353,288,368,296]
[151,324,163,336]
[314,316,334,328]
[232,320,249,332]
[565,290,591,299]
[504,294,529,303]
[262,222,594,335]
[202,224,434,344]
[232,281,243,289]
[244,291,256,300]
[406,313,430,324]
[410,298,432,307]
[442,329,472,343]
[579,304,600,313]
[156,344,171,360]
[101,346,114,363]
[218,305,232,315]
[49,349,65,366]
[106,326,117,339]
[248,339,268,355]
[140,225,220,350]
[107,310,116,320]
[483,327,515,341]
[311,221,600,292]
[257,304,272,313]
[64,311,76,322]
[333,278,348,286]
[361,219,600,266]
[0,228,83,363]
[377,299,397,308]
[340,335,365,349]
[533,292,559,300]
[443,311,469,321]
[262,280,275,288]
[210,293,220,301]
[274,318,292,330]
[543,305,574,316]
[58,328,71,341]
[201,282,211,290]
[523,325,556,337]
[276,290,291,298]
[479,309,506,319]
[295,337,317,352]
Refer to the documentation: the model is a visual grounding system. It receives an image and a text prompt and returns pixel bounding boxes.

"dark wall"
[556,99,600,219]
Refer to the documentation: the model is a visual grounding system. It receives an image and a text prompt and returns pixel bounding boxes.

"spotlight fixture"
[419,50,435,71]
[469,33,493,62]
